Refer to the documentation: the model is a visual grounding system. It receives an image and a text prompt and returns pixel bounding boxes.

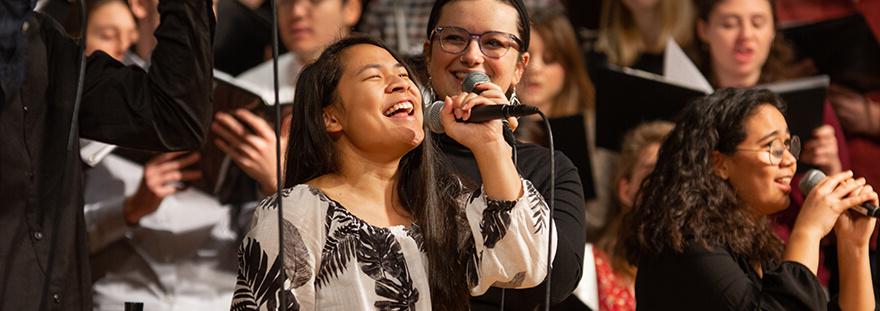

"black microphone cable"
[269,0,289,309]
[498,111,555,311]
[537,110,555,311]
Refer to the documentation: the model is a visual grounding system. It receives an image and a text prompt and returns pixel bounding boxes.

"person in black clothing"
[0,0,214,309]
[422,0,586,309]
[624,88,877,310]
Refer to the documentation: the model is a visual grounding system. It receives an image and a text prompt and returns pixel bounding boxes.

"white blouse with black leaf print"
[231,179,556,311]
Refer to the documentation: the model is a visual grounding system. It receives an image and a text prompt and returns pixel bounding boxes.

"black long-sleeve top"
[636,242,837,310]
[434,134,587,310]
[0,1,214,309]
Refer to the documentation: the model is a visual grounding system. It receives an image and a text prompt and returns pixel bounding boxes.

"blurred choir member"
[422,0,586,309]
[231,36,554,310]
[516,6,607,243]
[0,0,214,308]
[626,88,877,310]
[594,0,695,74]
[81,1,247,310]
[556,121,673,311]
[214,0,363,196]
[516,6,595,143]
[774,0,880,300]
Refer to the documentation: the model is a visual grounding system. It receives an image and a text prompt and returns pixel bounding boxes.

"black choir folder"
[594,63,828,151]
[116,71,292,205]
[782,14,880,92]
[547,114,597,200]
[594,64,704,151]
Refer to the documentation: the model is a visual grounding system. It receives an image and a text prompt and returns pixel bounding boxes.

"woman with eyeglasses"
[421,0,586,310]
[623,88,877,310]
[691,0,853,291]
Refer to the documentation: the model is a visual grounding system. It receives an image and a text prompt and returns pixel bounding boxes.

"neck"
[714,68,762,88]
[330,139,404,207]
[632,8,661,50]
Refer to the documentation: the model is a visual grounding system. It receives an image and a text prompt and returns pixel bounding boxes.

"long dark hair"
[284,36,471,309]
[623,88,786,266]
[689,0,796,85]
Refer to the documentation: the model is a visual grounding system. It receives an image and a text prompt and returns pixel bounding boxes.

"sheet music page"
[663,38,714,94]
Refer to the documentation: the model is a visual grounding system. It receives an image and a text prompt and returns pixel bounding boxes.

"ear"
[617,178,634,208]
[343,0,363,28]
[323,108,343,133]
[423,40,432,63]
[696,19,709,43]
[511,51,530,86]
[711,150,729,180]
[129,0,148,19]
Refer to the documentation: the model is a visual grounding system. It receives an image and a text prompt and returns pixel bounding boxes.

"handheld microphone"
[799,169,880,217]
[424,72,540,133]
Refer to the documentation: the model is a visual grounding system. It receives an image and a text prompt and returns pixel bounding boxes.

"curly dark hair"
[623,88,787,266]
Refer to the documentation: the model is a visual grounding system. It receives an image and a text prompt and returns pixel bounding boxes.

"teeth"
[454,72,468,79]
[384,101,414,116]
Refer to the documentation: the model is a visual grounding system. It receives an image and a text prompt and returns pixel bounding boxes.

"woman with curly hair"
[623,88,877,310]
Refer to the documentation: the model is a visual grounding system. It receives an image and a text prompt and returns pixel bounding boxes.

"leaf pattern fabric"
[231,180,555,310]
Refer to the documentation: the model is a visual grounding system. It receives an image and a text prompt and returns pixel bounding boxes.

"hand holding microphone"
[425,72,540,134]
[794,170,879,243]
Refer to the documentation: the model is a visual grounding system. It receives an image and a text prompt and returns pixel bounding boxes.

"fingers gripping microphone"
[424,72,540,133]
[799,169,880,217]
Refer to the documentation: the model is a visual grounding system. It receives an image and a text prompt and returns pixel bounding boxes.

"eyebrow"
[757,130,790,143]
[356,63,405,75]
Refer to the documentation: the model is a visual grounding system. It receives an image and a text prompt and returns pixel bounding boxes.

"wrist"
[837,236,872,251]
[471,140,512,160]
[790,227,824,245]
[124,192,160,226]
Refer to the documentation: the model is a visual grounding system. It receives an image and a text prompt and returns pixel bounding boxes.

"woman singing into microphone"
[423,1,586,308]
[230,36,554,310]
[624,88,877,310]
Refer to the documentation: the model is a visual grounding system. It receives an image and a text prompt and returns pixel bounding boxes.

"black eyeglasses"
[736,136,801,165]
[430,26,523,58]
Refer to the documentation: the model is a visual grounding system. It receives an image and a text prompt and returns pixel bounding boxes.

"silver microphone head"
[799,169,826,194]
[462,72,490,94]
[425,100,446,134]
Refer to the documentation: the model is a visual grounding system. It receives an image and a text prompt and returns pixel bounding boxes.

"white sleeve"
[465,179,557,296]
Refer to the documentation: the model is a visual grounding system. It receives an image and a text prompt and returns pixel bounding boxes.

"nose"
[289,0,309,18]
[458,38,485,66]
[738,22,754,41]
[779,147,797,167]
[386,75,412,94]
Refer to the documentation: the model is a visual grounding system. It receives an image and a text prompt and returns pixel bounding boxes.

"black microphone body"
[799,169,880,217]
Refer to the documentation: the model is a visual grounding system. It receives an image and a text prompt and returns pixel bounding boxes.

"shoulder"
[31,12,79,59]
[254,184,332,220]
[515,142,580,182]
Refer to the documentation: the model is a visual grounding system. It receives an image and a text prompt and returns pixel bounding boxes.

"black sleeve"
[213,0,273,76]
[78,0,215,151]
[471,147,586,309]
[636,243,830,311]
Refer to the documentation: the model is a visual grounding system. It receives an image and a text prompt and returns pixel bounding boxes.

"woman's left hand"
[800,125,842,175]
[834,182,879,247]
